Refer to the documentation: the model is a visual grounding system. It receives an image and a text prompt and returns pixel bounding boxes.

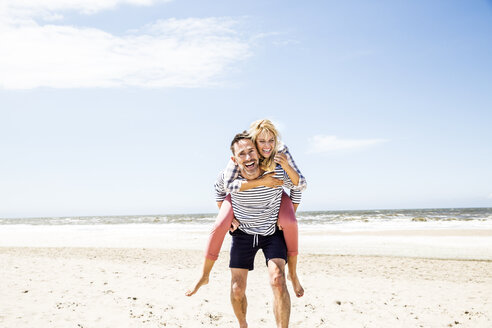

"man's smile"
[244,161,256,169]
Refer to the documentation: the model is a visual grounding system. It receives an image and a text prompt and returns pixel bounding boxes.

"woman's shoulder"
[277,142,288,153]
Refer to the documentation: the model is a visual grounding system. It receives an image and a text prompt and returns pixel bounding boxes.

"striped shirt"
[221,143,307,204]
[215,164,301,236]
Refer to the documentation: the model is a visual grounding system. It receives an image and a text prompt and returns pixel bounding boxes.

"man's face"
[231,138,260,180]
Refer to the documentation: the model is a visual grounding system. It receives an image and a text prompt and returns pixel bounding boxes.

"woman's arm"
[275,153,300,185]
[240,172,283,191]
[275,144,307,190]
[214,172,227,203]
[223,159,242,193]
[225,159,283,192]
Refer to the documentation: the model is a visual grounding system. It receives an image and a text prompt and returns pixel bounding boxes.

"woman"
[186,119,307,298]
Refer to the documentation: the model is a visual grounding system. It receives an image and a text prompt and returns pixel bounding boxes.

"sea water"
[1,208,491,259]
[1,207,491,231]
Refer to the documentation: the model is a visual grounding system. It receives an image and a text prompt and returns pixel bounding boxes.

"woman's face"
[256,130,276,158]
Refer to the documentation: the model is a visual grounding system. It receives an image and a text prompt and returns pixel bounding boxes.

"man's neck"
[240,169,265,181]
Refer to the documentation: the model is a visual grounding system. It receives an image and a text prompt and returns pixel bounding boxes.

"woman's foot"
[186,258,216,297]
[287,255,304,297]
[287,272,304,298]
[185,275,209,296]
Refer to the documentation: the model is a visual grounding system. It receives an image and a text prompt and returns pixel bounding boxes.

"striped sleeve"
[280,144,307,191]
[214,171,227,202]
[279,165,302,204]
[223,159,242,193]
[289,189,302,204]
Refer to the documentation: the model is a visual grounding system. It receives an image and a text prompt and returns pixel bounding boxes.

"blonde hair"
[248,119,280,172]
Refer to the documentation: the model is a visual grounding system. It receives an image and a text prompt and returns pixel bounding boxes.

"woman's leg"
[278,192,298,256]
[277,192,304,298]
[186,195,234,296]
[205,194,234,260]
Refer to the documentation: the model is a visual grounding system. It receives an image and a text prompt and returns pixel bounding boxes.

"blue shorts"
[229,228,287,270]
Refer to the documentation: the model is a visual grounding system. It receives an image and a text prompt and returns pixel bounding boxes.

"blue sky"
[1,0,491,218]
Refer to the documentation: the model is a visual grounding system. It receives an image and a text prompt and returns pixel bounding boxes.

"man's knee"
[231,280,246,300]
[269,270,287,290]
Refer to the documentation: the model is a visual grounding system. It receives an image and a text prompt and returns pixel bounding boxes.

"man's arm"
[290,189,302,209]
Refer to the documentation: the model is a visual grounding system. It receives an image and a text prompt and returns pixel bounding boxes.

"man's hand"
[230,217,240,232]
[278,204,299,231]
[258,172,283,188]
[277,222,283,230]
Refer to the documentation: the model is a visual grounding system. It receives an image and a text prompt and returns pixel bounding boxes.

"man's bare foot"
[185,275,209,296]
[287,273,304,298]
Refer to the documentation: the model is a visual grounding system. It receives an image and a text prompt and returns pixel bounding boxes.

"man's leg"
[230,268,249,328]
[268,258,290,328]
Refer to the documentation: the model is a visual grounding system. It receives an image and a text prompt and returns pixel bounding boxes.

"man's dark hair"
[230,131,252,155]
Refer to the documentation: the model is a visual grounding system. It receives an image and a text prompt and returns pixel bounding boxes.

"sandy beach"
[1,234,491,328]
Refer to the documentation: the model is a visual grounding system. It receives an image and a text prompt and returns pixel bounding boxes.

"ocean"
[1,208,491,259]
[1,207,491,231]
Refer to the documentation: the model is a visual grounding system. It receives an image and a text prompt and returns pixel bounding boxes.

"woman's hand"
[274,153,289,169]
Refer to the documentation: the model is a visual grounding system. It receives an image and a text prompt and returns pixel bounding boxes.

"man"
[187,131,302,328]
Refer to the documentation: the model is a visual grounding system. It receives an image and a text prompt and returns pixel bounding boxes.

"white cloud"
[2,0,171,18]
[0,1,252,89]
[488,193,492,200]
[308,135,387,153]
